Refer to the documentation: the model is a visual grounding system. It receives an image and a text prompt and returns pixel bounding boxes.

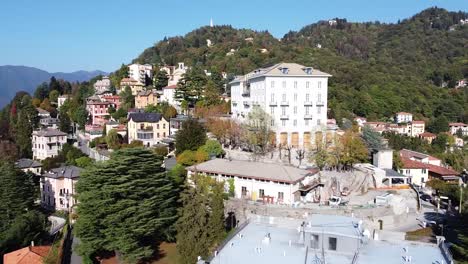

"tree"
[339,130,369,168]
[428,116,449,134]
[175,119,207,155]
[242,106,273,155]
[71,106,88,129]
[176,174,225,264]
[154,70,169,90]
[202,80,221,106]
[75,156,93,168]
[199,139,224,157]
[361,126,384,151]
[58,101,71,133]
[75,148,179,263]
[175,67,207,106]
[120,86,135,110]
[153,146,168,157]
[49,90,59,103]
[39,98,54,112]
[34,82,49,100]
[176,150,197,166]
[106,129,122,150]
[432,133,449,153]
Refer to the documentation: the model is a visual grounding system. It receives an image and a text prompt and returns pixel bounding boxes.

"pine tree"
[154,70,169,90]
[175,119,207,155]
[75,148,179,263]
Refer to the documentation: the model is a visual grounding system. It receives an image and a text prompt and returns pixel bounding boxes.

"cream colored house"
[135,90,159,109]
[120,78,144,95]
[32,128,67,160]
[40,166,81,211]
[127,112,169,147]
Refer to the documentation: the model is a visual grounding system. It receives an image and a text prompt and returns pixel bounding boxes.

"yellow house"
[135,90,159,109]
[120,77,144,95]
[127,112,169,147]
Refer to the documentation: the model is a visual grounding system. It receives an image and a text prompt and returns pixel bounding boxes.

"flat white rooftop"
[209,215,451,264]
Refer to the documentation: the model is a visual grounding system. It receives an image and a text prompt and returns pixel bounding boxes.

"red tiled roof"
[4,246,51,264]
[163,85,178,89]
[427,164,459,176]
[449,122,467,127]
[401,158,429,169]
[419,132,436,138]
[412,120,425,124]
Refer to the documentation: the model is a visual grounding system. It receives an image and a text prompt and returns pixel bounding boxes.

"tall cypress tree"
[75,148,179,263]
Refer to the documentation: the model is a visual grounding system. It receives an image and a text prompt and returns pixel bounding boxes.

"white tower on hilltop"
[210,18,214,27]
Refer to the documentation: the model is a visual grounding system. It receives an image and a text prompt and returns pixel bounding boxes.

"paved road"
[70,235,83,264]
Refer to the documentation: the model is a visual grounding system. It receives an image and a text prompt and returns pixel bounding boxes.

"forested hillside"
[134,7,468,123]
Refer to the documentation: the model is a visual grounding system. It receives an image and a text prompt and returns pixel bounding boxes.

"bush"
[154,146,169,157]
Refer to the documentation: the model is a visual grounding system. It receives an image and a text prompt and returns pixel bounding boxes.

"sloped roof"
[15,158,41,169]
[128,112,165,123]
[401,158,430,169]
[449,122,467,127]
[36,108,50,115]
[427,164,459,176]
[33,128,67,137]
[42,166,82,179]
[3,246,51,264]
[162,85,177,89]
[186,158,314,184]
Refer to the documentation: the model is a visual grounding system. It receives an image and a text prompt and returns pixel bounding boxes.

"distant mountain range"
[0,65,107,107]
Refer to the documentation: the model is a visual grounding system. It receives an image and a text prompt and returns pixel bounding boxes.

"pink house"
[86,95,122,125]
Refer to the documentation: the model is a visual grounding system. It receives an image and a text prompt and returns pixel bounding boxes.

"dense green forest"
[134,7,468,123]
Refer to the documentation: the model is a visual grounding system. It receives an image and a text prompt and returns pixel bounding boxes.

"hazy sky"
[1,0,466,73]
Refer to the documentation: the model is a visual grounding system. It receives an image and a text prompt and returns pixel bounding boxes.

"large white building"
[128,63,153,85]
[231,63,331,149]
[32,128,67,160]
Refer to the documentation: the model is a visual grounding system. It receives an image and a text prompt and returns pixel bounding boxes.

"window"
[282,120,286,127]
[271,93,275,102]
[422,169,426,173]
[271,120,275,126]
[306,94,310,102]
[294,93,297,102]
[282,94,286,102]
[318,81,322,89]
[157,124,160,129]
[242,186,247,196]
[293,106,297,114]
[311,234,319,249]
[281,67,289,74]
[305,119,309,126]
[282,107,286,115]
[294,81,297,88]
[271,107,275,115]
[278,192,284,201]
[318,93,322,102]
[259,189,265,198]
[293,120,297,126]
[271,81,275,88]
[163,124,166,129]
[317,107,321,114]
[305,107,310,115]
[306,81,310,88]
[406,169,410,174]
[282,81,286,88]
[328,237,337,251]
[317,119,321,125]
[421,177,425,183]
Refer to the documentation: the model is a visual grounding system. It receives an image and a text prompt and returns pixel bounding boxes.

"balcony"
[241,90,250,97]
[280,101,289,106]
[269,101,277,106]
[243,101,251,107]
[304,101,313,106]
[137,129,154,140]
[316,101,324,106]
[304,114,313,119]
[280,115,289,120]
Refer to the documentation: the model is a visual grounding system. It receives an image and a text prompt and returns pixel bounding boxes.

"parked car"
[420,194,433,203]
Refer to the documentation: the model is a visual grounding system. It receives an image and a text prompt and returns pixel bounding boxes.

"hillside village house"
[399,149,461,184]
[419,132,437,143]
[15,158,42,175]
[160,62,188,86]
[57,95,69,109]
[161,85,178,107]
[128,63,153,85]
[135,90,159,109]
[187,159,319,205]
[32,128,67,160]
[40,165,81,211]
[449,122,468,136]
[3,245,52,264]
[93,76,111,94]
[395,112,413,123]
[39,117,59,129]
[120,77,145,95]
[231,62,331,149]
[86,95,121,125]
[127,112,169,147]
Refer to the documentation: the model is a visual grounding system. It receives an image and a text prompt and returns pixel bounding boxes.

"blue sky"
[0,0,466,73]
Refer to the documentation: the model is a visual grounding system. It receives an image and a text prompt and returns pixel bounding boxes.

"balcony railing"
[241,90,250,97]
[269,101,277,106]
[304,101,313,106]
[280,101,289,106]
[280,115,289,120]
[304,114,313,119]
[316,101,324,106]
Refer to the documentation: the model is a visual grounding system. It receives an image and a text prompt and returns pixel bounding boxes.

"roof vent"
[279,67,289,74]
